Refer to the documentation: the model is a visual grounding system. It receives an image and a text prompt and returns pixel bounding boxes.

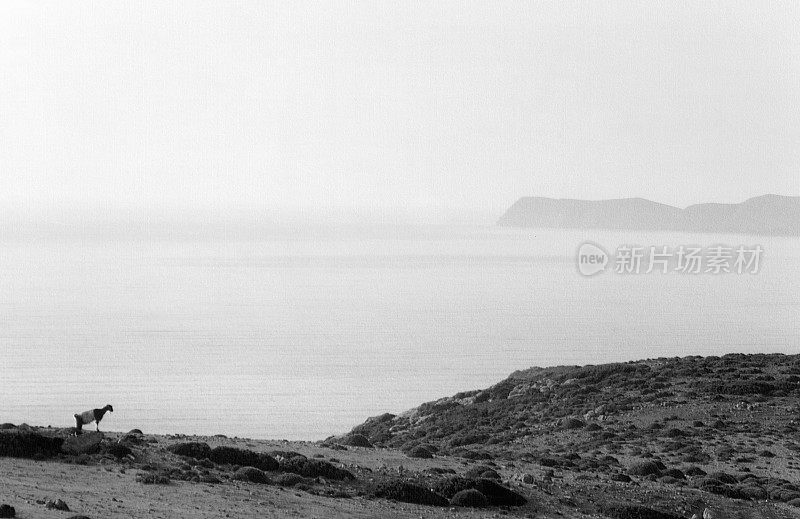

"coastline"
[3,353,800,518]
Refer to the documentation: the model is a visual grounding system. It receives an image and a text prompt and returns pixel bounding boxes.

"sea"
[1,225,797,439]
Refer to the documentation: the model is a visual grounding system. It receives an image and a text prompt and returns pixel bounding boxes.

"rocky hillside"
[347,353,800,516]
[4,353,800,518]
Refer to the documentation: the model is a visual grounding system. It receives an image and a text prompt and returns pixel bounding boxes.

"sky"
[1,1,799,225]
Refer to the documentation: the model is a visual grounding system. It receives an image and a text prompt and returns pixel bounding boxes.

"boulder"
[45,499,69,511]
[62,432,103,455]
[0,504,14,518]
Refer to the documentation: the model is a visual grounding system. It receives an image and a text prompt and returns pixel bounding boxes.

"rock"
[521,473,534,484]
[66,516,91,519]
[127,429,143,435]
[45,499,69,511]
[0,424,15,430]
[450,489,488,507]
[703,509,717,519]
[16,424,32,432]
[0,504,14,518]
[62,432,103,455]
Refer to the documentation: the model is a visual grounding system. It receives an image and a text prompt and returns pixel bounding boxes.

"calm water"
[1,225,798,439]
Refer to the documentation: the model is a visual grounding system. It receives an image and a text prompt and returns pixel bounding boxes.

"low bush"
[599,503,682,519]
[627,461,662,477]
[371,480,448,506]
[166,442,211,459]
[450,489,488,507]
[209,447,278,471]
[0,432,63,459]
[232,466,270,484]
[279,457,354,480]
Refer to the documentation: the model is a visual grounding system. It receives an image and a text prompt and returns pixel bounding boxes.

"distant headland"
[497,194,800,235]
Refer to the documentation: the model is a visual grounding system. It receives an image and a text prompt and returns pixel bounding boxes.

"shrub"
[561,418,586,430]
[166,442,211,459]
[738,485,768,500]
[627,461,662,477]
[371,480,448,506]
[599,503,682,519]
[0,432,63,459]
[407,446,433,459]
[464,465,496,479]
[280,457,354,480]
[232,466,270,484]
[662,468,685,480]
[209,447,278,471]
[136,472,170,484]
[269,450,306,461]
[274,473,306,486]
[471,478,527,506]
[708,472,737,485]
[432,477,474,498]
[683,466,706,477]
[706,381,775,395]
[106,444,132,459]
[450,489,488,507]
[342,434,373,448]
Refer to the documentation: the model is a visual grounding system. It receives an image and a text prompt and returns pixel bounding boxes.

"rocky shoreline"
[2,353,800,518]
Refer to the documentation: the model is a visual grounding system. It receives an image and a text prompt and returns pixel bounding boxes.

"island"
[498,194,800,235]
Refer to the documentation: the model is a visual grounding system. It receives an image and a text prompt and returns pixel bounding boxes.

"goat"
[74,404,113,433]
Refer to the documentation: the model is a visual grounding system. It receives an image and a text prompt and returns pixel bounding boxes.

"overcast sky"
[1,2,799,224]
